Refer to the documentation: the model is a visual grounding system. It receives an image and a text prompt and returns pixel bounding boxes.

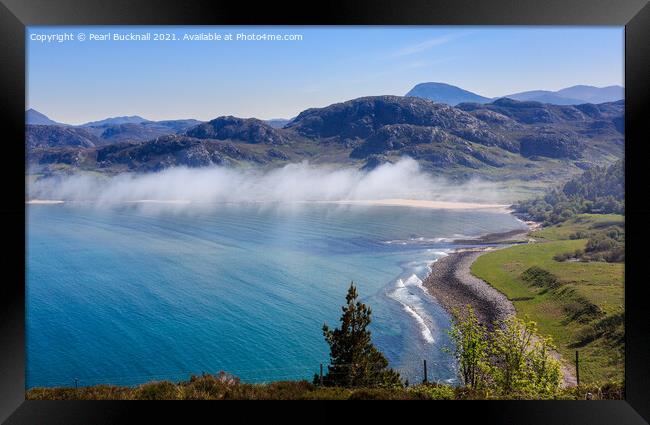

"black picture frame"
[1,0,648,423]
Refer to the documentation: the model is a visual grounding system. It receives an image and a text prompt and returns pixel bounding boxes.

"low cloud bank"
[28,159,505,207]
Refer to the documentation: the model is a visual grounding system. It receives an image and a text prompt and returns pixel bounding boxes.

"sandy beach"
[25,198,513,211]
[26,199,65,204]
[125,200,192,204]
[320,198,511,210]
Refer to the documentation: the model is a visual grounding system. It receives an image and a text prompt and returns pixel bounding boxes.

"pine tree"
[318,282,402,388]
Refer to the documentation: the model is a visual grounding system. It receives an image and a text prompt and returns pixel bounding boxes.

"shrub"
[553,252,571,262]
[347,388,413,400]
[26,376,624,400]
[569,231,587,240]
[553,288,603,323]
[447,306,489,388]
[299,387,351,400]
[521,266,560,288]
[487,316,561,397]
[135,381,179,400]
[408,383,456,400]
[258,380,314,400]
[556,382,624,400]
[575,313,625,347]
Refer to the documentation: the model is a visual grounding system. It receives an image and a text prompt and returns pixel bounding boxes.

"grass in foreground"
[471,214,624,384]
[25,372,623,400]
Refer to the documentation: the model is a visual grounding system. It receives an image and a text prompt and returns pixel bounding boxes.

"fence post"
[319,363,323,386]
[423,359,428,384]
[575,351,580,386]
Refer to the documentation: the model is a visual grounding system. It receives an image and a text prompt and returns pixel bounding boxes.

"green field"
[531,214,624,241]
[471,214,624,384]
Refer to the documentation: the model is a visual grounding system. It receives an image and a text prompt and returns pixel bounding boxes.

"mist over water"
[28,158,506,207]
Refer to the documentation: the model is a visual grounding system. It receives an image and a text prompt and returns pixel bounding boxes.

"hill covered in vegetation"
[27,96,623,188]
[514,160,624,224]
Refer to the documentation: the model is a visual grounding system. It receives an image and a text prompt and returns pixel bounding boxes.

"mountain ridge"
[406,82,491,106]
[26,109,64,126]
[27,95,623,185]
[81,116,151,127]
[406,82,624,106]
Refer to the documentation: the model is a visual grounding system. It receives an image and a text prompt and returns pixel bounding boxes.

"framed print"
[1,0,649,423]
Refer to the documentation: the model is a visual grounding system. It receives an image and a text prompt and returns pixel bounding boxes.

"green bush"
[521,266,560,288]
[575,313,625,347]
[348,388,412,400]
[555,382,624,400]
[136,381,179,400]
[486,316,561,397]
[447,306,489,388]
[300,387,352,400]
[569,231,587,240]
[408,383,456,400]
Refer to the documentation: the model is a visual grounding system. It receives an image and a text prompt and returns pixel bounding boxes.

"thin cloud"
[346,58,449,85]
[405,56,458,69]
[394,31,473,57]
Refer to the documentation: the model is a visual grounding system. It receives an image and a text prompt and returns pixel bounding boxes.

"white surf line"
[389,275,436,344]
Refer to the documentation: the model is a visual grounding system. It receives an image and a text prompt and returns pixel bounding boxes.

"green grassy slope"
[471,214,624,384]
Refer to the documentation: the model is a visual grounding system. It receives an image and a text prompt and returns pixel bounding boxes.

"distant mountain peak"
[407,82,624,106]
[81,115,151,127]
[26,109,63,126]
[265,118,292,129]
[405,82,491,106]
[505,85,623,105]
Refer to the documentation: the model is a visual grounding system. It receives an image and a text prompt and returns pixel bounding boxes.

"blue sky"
[27,26,624,124]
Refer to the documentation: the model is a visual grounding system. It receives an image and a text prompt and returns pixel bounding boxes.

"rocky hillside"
[27,96,623,183]
[27,125,99,148]
[186,116,289,145]
[26,115,202,147]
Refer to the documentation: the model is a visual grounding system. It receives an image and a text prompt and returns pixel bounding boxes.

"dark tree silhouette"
[317,282,402,388]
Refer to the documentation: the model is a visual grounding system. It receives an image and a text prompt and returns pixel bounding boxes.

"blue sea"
[26,202,526,388]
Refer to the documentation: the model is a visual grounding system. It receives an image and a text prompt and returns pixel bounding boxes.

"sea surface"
[26,202,527,388]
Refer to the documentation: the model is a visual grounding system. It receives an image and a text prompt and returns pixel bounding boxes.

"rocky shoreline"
[422,223,578,387]
[422,248,515,327]
[422,225,531,326]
